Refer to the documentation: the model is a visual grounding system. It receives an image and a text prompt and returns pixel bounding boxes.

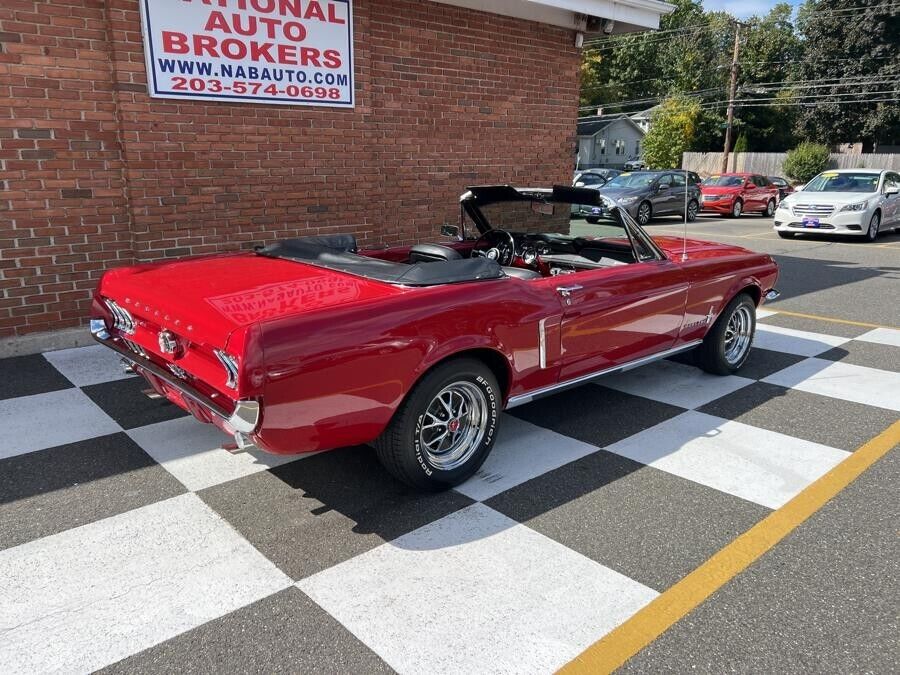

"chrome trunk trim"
[505,339,703,409]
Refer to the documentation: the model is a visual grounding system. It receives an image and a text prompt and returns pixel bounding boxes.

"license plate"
[802,217,820,228]
[591,207,603,215]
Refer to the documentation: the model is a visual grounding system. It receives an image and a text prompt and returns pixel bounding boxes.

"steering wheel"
[471,229,516,266]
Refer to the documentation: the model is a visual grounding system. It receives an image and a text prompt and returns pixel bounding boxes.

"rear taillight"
[103,298,136,334]
[215,350,239,389]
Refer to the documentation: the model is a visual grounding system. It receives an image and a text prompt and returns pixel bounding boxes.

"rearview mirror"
[440,224,461,240]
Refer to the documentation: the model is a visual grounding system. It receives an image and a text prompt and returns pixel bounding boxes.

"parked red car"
[701,173,780,218]
[91,186,779,490]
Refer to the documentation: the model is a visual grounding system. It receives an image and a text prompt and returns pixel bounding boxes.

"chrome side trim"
[505,339,703,409]
[538,318,547,369]
[215,349,239,390]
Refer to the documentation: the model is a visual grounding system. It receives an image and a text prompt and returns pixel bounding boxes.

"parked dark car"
[573,168,621,188]
[581,170,702,225]
[768,176,795,201]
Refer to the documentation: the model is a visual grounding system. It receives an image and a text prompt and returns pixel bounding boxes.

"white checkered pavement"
[1,315,898,673]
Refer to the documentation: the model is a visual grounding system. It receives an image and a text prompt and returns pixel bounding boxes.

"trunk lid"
[99,252,404,349]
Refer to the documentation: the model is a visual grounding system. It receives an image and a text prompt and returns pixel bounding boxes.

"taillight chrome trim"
[103,298,136,334]
[215,350,239,390]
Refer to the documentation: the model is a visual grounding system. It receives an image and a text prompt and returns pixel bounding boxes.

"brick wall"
[1,0,580,338]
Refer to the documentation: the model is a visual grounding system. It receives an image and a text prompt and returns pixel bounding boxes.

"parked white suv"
[774,169,900,241]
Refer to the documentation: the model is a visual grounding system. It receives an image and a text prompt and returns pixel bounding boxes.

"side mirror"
[575,181,585,187]
[440,224,461,240]
[657,184,669,191]
[885,186,899,196]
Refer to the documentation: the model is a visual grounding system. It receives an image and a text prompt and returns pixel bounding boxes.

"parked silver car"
[579,170,702,225]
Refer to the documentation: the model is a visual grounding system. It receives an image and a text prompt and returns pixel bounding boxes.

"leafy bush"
[782,142,831,183]
[733,133,749,154]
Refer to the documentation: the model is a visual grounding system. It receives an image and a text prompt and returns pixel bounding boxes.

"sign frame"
[138,0,355,108]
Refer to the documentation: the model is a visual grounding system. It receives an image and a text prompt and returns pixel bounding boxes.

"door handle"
[556,284,584,297]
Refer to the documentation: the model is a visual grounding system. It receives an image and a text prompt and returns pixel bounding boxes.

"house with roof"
[576,113,646,169]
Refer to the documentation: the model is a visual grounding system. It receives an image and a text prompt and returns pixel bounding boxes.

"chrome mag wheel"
[637,202,651,225]
[732,200,743,217]
[724,305,753,365]
[419,382,488,471]
[686,201,698,221]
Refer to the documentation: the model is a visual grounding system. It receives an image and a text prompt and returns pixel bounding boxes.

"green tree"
[733,132,749,153]
[782,142,831,182]
[642,95,702,169]
[793,0,900,148]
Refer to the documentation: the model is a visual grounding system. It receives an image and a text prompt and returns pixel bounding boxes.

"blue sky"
[702,0,803,19]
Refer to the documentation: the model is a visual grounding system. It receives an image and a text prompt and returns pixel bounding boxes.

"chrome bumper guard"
[91,325,259,435]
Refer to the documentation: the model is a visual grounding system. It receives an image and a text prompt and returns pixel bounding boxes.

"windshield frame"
[459,184,668,263]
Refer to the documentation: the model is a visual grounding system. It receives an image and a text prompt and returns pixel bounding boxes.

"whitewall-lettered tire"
[374,358,500,490]
[697,293,756,375]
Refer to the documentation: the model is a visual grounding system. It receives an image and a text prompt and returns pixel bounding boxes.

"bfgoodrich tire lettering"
[697,293,756,375]
[374,358,500,491]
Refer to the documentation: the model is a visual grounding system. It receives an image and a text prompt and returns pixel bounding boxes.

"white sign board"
[139,0,354,107]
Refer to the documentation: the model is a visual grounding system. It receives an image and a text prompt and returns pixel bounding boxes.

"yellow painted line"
[559,419,900,675]
[770,309,899,331]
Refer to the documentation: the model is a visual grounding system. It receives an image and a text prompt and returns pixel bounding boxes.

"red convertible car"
[91,186,779,490]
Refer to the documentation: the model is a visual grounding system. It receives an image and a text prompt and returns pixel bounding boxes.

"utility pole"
[721,21,742,174]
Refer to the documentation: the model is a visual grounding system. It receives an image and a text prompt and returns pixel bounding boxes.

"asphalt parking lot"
[1,214,898,674]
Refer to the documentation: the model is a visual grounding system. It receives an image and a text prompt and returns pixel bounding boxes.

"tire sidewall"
[407,363,500,486]
[866,212,880,242]
[638,201,651,225]
[686,200,698,222]
[765,199,775,217]
[732,199,743,218]
[701,294,756,375]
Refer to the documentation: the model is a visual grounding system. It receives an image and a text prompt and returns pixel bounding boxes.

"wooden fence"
[682,152,899,177]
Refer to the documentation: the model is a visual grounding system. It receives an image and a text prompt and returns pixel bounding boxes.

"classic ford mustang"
[91,186,779,490]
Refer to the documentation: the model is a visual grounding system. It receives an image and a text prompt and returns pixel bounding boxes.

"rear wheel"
[374,358,500,491]
[697,293,756,375]
[764,199,776,217]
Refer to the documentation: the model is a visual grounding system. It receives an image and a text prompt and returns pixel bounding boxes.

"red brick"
[0,0,578,338]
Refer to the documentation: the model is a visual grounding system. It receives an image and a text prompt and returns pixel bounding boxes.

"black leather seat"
[408,243,462,263]
[502,267,542,280]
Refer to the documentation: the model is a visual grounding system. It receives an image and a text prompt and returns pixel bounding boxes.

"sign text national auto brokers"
[139,0,354,107]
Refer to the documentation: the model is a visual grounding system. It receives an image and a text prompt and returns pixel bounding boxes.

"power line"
[738,56,894,65]
[700,98,899,109]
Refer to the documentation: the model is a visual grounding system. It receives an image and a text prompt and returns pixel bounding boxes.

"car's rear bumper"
[91,322,263,446]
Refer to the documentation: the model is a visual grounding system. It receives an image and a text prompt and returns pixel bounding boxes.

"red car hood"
[99,252,404,348]
[700,186,741,196]
[652,236,756,260]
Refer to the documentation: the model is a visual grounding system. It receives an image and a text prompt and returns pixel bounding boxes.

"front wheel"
[864,211,880,242]
[585,216,600,224]
[373,358,500,491]
[730,199,743,218]
[636,201,652,226]
[685,199,699,222]
[697,293,756,375]
[777,231,794,239]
